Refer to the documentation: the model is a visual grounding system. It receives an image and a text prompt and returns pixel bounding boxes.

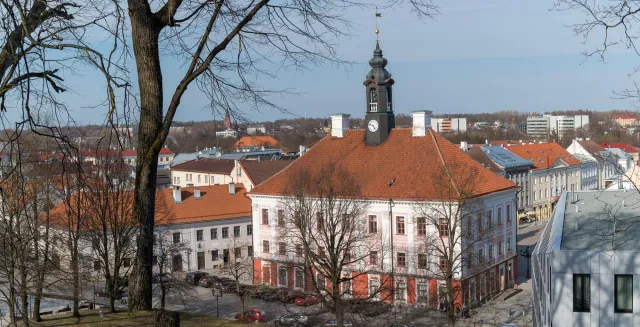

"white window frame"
[294,268,305,289]
[278,266,288,287]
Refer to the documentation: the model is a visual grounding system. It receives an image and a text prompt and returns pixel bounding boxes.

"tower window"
[369,88,378,112]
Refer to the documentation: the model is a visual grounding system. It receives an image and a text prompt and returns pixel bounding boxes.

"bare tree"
[278,163,394,327]
[412,163,491,327]
[152,225,196,310]
[81,144,136,312]
[124,0,437,309]
[218,237,253,321]
[554,0,640,102]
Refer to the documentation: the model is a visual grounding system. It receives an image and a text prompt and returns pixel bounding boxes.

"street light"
[212,287,222,318]
[519,246,532,279]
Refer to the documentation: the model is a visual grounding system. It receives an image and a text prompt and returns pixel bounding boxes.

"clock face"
[368,120,379,132]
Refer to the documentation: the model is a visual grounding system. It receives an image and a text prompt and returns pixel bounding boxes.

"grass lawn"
[20,310,244,327]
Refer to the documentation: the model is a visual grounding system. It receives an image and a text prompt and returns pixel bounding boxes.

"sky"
[15,0,640,124]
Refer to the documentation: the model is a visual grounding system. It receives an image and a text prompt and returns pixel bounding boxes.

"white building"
[572,153,599,190]
[532,190,640,327]
[607,148,634,173]
[249,111,519,305]
[432,117,467,133]
[527,116,550,138]
[527,115,590,138]
[246,125,267,135]
[49,184,253,279]
[216,129,238,138]
[567,139,619,189]
[170,158,235,187]
[505,142,581,220]
[170,158,292,191]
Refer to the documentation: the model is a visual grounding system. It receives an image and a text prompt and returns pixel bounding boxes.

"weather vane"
[375,8,381,40]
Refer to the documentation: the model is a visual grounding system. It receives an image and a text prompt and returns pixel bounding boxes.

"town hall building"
[248,41,519,307]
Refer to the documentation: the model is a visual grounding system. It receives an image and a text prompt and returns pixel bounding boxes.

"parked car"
[94,288,124,299]
[152,273,169,284]
[279,289,303,303]
[274,314,309,327]
[252,287,275,299]
[185,271,208,285]
[235,309,266,322]
[294,294,319,306]
[219,279,237,293]
[199,275,222,288]
[323,320,353,327]
[261,289,280,302]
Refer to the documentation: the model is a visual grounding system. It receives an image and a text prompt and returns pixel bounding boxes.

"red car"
[294,294,319,306]
[236,309,266,322]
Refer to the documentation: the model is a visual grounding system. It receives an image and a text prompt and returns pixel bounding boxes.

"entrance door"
[223,249,230,264]
[197,251,205,270]
[172,255,183,272]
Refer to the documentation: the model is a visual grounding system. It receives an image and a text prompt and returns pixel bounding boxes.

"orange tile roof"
[250,129,516,201]
[155,184,251,224]
[505,142,580,170]
[49,184,251,228]
[233,136,281,149]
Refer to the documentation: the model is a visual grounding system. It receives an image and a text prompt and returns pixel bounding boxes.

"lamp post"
[519,246,532,279]
[212,287,222,318]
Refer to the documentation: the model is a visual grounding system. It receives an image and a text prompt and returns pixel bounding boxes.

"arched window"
[369,88,378,112]
[386,87,392,111]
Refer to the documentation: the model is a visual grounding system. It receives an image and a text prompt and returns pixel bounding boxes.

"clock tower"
[364,41,395,146]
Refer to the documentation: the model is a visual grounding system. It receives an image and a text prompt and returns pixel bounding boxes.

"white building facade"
[249,189,518,306]
[532,191,640,327]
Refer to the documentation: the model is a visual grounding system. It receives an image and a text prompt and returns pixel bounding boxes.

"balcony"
[369,103,378,112]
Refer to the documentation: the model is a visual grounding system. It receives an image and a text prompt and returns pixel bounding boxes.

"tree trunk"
[9,282,17,327]
[127,1,163,310]
[32,287,41,322]
[20,280,28,327]
[160,287,166,310]
[71,242,80,317]
[333,280,343,327]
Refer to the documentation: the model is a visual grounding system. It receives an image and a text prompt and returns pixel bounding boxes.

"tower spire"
[375,9,381,41]
[363,19,395,146]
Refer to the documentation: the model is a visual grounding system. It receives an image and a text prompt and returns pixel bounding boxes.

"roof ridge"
[429,129,461,198]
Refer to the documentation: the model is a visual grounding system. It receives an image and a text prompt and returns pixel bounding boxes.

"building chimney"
[194,187,202,200]
[411,110,432,137]
[173,186,182,204]
[460,141,468,151]
[299,145,307,156]
[229,182,236,195]
[485,139,489,145]
[330,114,350,138]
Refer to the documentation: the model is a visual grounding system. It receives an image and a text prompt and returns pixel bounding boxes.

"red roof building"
[248,42,519,306]
[233,136,283,150]
[49,184,253,272]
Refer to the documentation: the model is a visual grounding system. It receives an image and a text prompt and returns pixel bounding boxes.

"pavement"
[452,222,546,327]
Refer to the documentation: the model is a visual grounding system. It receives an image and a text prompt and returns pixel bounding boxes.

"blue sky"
[19,0,640,124]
